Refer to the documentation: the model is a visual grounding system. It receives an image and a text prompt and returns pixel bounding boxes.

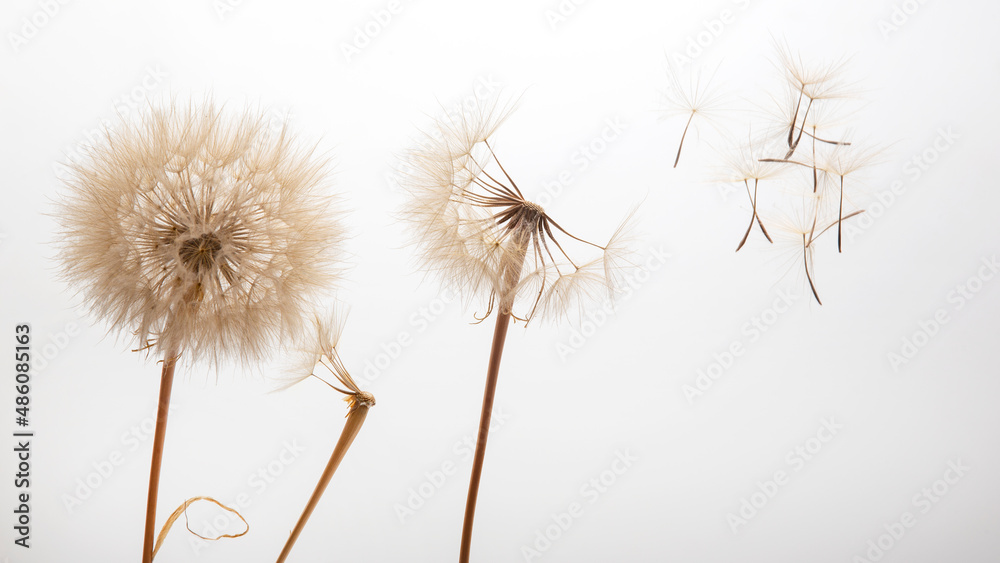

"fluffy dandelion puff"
[54,100,346,368]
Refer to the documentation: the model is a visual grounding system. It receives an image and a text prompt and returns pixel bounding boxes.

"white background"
[2,0,999,562]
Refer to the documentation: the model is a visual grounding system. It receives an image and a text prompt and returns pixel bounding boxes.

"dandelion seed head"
[55,100,347,370]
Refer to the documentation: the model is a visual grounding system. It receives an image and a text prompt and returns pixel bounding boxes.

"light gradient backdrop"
[1,0,998,562]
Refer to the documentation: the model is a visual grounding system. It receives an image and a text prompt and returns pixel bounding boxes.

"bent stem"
[276,403,371,563]
[142,344,179,563]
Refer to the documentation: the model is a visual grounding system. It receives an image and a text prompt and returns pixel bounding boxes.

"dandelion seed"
[717,136,782,251]
[53,99,346,562]
[821,141,882,252]
[771,201,866,305]
[756,83,854,189]
[771,38,856,159]
[661,64,729,168]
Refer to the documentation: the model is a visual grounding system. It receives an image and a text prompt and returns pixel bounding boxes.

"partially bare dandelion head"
[401,98,636,324]
[55,100,347,368]
[282,311,373,414]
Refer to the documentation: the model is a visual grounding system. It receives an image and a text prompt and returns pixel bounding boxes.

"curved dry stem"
[152,496,248,559]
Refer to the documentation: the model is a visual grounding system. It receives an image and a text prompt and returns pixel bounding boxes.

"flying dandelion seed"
[706,40,881,305]
[769,195,866,305]
[771,38,856,159]
[661,63,729,168]
[820,141,883,252]
[717,136,782,251]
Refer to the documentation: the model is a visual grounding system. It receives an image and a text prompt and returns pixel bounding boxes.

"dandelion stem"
[460,309,513,563]
[460,228,528,563]
[275,404,371,563]
[142,345,178,563]
[673,113,695,168]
